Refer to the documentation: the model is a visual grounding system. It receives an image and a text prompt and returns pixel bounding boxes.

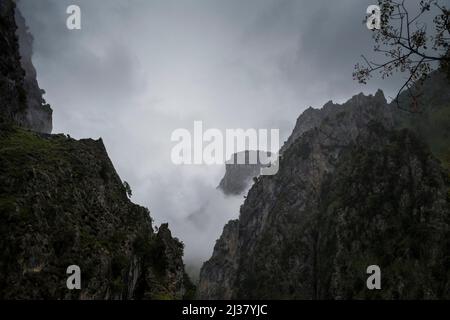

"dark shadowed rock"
[198,220,239,299]
[0,0,193,299]
[199,75,450,299]
[14,7,52,133]
[218,150,270,196]
[0,125,194,299]
[0,0,52,133]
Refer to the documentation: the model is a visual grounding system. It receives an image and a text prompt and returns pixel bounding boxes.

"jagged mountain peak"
[199,73,449,299]
[217,150,270,196]
[281,88,392,154]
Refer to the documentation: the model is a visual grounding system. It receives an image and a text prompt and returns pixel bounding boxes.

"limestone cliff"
[0,0,193,299]
[0,0,52,133]
[199,74,450,299]
[14,6,52,133]
[218,151,270,196]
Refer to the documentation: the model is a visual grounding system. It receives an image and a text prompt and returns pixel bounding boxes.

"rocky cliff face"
[199,75,450,299]
[218,151,269,196]
[0,126,193,299]
[14,7,52,133]
[198,220,239,298]
[0,0,52,133]
[0,0,193,299]
[0,0,26,127]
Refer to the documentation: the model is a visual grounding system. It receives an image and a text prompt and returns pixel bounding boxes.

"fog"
[18,0,409,278]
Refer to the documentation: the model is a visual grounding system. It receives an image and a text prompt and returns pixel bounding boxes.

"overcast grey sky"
[18,0,413,273]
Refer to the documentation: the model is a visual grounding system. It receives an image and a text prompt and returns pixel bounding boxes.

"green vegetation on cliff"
[0,125,193,299]
[199,78,450,299]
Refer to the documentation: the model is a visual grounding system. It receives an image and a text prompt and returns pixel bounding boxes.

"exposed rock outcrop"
[0,0,52,133]
[281,89,391,153]
[0,0,27,127]
[199,75,450,299]
[0,0,192,299]
[0,126,192,299]
[218,151,270,196]
[14,7,52,133]
[198,220,239,299]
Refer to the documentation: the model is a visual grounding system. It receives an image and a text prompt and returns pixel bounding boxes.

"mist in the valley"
[18,0,410,279]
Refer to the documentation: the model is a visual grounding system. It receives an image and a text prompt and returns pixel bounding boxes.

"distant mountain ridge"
[217,150,270,196]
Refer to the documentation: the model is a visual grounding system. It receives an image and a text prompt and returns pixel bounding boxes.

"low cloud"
[18,0,409,277]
